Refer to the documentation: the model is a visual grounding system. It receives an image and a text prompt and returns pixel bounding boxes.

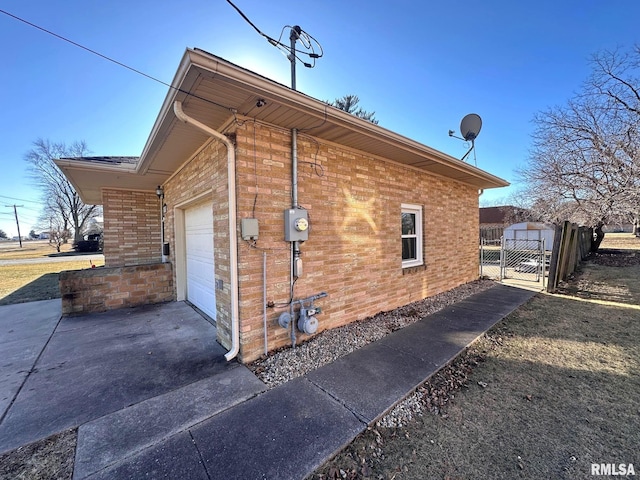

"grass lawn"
[0,240,104,305]
[313,245,640,479]
[598,232,640,250]
[387,292,639,479]
[0,240,76,259]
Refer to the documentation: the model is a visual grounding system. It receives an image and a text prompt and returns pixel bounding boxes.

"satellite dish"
[460,113,482,142]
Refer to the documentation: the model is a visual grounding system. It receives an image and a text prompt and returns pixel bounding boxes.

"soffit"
[53,159,167,204]
[138,49,508,190]
[58,49,508,205]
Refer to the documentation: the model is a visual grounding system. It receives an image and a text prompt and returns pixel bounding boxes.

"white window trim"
[401,203,423,268]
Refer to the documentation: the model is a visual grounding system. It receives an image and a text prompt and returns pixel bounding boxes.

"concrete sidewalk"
[0,284,536,479]
[0,300,62,422]
[0,300,265,455]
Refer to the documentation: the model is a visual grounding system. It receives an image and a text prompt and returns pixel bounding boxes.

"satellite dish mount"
[449,113,482,164]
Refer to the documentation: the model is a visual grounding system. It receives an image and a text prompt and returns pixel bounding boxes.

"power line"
[12,215,40,223]
[1,207,38,219]
[225,0,323,68]
[225,0,270,41]
[0,210,39,220]
[1,4,325,130]
[15,205,41,214]
[1,204,41,215]
[0,9,173,89]
[0,194,41,204]
[0,8,236,113]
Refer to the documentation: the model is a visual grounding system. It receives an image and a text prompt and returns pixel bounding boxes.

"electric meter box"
[284,208,309,242]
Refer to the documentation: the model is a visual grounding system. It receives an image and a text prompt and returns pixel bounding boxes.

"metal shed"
[503,222,555,252]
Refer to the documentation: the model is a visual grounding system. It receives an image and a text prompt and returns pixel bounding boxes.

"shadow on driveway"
[0,300,241,454]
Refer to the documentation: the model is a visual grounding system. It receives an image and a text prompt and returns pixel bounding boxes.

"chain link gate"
[479,238,501,280]
[501,237,546,285]
[480,237,548,288]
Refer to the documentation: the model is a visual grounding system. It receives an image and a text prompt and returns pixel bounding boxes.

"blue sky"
[1,0,638,237]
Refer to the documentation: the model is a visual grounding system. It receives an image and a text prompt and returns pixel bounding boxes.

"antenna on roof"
[225,0,323,91]
[448,113,482,165]
[280,25,324,91]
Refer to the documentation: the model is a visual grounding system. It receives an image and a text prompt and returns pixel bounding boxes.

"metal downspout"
[173,101,240,361]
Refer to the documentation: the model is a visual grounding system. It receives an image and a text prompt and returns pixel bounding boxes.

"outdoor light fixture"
[156,185,164,198]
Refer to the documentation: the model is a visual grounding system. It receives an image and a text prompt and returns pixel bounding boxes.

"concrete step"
[74,366,266,479]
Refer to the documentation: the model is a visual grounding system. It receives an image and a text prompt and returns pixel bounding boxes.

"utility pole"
[5,204,23,247]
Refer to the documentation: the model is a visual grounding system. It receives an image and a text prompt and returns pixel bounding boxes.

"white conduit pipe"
[173,101,240,361]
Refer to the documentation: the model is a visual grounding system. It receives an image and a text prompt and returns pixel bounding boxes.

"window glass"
[401,204,423,268]
[402,238,416,260]
[401,213,415,235]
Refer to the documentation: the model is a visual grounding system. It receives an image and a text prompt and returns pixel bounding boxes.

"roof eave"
[135,48,508,190]
[54,158,165,204]
[190,49,509,188]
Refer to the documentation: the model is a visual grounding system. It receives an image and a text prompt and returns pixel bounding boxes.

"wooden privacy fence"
[546,221,592,292]
[480,226,504,242]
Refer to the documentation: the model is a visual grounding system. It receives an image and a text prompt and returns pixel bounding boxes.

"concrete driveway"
[0,285,536,479]
[0,299,264,454]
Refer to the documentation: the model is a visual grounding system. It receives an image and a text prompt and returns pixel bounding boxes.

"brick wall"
[231,122,480,362]
[102,189,162,267]
[157,121,480,363]
[60,263,174,314]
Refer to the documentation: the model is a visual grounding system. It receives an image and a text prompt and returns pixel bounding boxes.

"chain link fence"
[501,238,547,284]
[480,237,549,288]
[479,238,501,280]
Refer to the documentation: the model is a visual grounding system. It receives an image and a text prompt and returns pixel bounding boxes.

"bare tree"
[25,139,102,244]
[329,94,379,124]
[38,209,71,252]
[518,46,640,251]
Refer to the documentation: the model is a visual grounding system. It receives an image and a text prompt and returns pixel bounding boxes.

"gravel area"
[249,279,496,390]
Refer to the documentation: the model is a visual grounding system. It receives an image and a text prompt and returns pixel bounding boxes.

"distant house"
[480,206,530,242]
[602,223,634,233]
[55,49,508,363]
[82,216,104,241]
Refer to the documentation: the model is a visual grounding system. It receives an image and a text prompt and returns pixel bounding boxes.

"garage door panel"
[185,202,216,320]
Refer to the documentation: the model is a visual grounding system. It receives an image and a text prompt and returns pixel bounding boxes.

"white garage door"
[185,202,216,320]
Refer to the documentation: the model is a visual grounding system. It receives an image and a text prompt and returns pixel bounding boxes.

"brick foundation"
[60,263,174,314]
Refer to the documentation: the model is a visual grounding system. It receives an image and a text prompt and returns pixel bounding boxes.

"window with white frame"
[401,204,423,268]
